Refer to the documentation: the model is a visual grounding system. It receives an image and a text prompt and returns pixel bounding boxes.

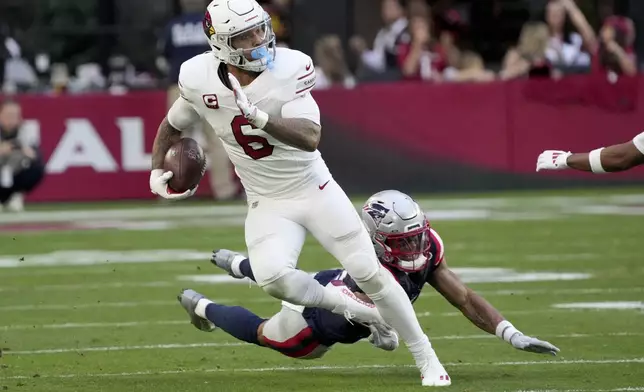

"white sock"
[194,298,214,319]
[359,267,432,365]
[230,255,246,278]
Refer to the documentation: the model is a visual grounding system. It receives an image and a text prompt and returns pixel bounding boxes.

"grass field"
[1,189,643,391]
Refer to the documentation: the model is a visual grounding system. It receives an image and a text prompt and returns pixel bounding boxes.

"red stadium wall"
[13,75,644,202]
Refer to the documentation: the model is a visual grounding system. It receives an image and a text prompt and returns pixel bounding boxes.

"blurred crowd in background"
[0,0,641,211]
[0,0,640,96]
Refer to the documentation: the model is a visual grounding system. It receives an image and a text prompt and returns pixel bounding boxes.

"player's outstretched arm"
[536,132,644,173]
[428,262,560,355]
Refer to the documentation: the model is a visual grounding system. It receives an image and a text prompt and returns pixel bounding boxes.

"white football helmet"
[203,0,276,72]
[361,190,431,272]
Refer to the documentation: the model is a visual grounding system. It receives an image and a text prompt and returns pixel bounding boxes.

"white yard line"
[1,287,642,312]
[1,285,642,304]
[518,388,644,392]
[4,332,641,355]
[3,358,644,380]
[2,193,644,226]
[0,309,593,331]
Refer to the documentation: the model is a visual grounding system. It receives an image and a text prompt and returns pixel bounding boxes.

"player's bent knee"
[260,276,290,300]
[352,265,396,301]
[341,250,380,283]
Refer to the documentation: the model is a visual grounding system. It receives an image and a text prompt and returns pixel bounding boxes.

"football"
[163,138,207,193]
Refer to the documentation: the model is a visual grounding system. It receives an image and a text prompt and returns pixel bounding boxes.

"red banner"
[13,75,644,202]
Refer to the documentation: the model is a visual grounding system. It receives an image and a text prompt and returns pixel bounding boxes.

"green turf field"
[1,190,643,391]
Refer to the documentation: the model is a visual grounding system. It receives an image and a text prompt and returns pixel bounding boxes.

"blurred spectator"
[260,0,292,47]
[0,27,38,94]
[443,50,496,83]
[349,0,408,77]
[560,0,637,77]
[159,0,210,87]
[313,35,356,90]
[397,5,447,82]
[544,0,591,68]
[500,22,555,80]
[0,99,44,212]
[160,0,239,201]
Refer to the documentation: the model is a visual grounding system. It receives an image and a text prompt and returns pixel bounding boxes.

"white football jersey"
[169,47,331,198]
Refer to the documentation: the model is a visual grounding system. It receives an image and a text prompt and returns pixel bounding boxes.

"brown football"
[163,138,207,193]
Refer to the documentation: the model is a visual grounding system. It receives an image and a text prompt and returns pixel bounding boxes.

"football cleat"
[177,289,216,332]
[211,249,246,279]
[419,348,451,387]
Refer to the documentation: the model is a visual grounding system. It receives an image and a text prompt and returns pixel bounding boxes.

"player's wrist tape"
[495,320,522,343]
[251,109,269,129]
[633,131,644,154]
[589,147,606,174]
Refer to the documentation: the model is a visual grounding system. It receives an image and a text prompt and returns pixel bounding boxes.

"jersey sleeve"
[281,93,320,125]
[291,54,316,97]
[167,60,202,130]
[429,228,445,266]
[632,131,644,154]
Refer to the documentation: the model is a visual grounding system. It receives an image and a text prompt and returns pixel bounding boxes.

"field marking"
[4,332,642,355]
[553,302,644,310]
[2,193,644,227]
[519,388,644,392]
[0,308,616,331]
[0,280,177,292]
[3,358,644,380]
[2,286,643,311]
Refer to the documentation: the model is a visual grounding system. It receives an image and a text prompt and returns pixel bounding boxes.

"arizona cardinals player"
[150,0,444,385]
[537,131,644,173]
[178,190,559,383]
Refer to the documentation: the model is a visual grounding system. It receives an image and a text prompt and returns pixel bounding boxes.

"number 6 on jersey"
[231,115,274,160]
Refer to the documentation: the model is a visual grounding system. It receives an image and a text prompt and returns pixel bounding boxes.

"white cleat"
[368,323,399,351]
[5,192,24,212]
[419,349,451,387]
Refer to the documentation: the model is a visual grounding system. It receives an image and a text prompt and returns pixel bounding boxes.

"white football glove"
[149,169,197,200]
[536,150,572,172]
[228,73,269,129]
[368,323,399,351]
[509,333,560,356]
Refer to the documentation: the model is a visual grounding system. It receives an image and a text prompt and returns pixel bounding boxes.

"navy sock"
[239,258,256,282]
[205,303,264,346]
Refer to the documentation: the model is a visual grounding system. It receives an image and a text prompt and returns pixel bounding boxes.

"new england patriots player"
[178,190,559,384]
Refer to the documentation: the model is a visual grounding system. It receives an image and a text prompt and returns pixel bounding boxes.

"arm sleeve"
[280,93,321,126]
[167,93,200,130]
[167,63,201,130]
[632,131,644,154]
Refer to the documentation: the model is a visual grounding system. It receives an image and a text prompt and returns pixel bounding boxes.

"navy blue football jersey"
[302,228,445,347]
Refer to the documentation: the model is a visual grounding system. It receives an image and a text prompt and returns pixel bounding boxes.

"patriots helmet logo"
[363,202,390,226]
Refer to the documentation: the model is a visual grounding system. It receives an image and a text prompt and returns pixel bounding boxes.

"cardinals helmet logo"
[203,10,215,38]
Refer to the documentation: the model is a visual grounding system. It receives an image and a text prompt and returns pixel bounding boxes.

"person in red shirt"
[560,0,636,76]
[397,15,447,82]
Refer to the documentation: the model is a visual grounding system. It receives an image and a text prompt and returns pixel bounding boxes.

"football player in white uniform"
[536,131,644,173]
[149,0,447,386]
